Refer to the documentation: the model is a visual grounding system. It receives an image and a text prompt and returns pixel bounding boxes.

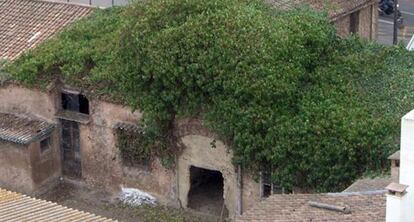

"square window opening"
[61,92,89,114]
[40,137,51,153]
[261,169,285,198]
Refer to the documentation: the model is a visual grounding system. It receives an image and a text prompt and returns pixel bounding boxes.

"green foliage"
[7,7,124,91]
[116,127,151,167]
[6,0,414,191]
[116,126,175,169]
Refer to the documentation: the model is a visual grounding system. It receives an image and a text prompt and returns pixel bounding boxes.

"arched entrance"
[187,166,226,216]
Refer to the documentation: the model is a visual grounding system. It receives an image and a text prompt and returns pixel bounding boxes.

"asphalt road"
[378,0,414,45]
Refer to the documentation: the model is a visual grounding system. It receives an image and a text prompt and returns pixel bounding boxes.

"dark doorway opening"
[187,166,227,217]
[61,119,82,179]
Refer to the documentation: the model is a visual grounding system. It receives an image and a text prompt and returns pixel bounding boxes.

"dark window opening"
[396,160,400,167]
[40,137,51,153]
[350,11,360,34]
[261,170,285,198]
[61,92,89,114]
[187,166,228,217]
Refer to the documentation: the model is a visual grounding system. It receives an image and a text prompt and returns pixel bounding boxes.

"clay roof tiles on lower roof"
[0,0,92,61]
[0,188,116,221]
[343,177,392,193]
[267,0,376,19]
[236,191,386,222]
[0,112,55,144]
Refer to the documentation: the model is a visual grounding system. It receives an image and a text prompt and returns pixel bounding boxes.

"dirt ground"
[39,180,221,222]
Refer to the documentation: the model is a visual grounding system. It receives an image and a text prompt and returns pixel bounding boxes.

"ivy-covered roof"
[5,0,414,192]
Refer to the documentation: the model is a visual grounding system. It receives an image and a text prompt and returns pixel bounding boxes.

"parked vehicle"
[379,0,404,28]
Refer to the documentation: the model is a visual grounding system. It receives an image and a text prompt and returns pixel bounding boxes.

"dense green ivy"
[7,0,414,191]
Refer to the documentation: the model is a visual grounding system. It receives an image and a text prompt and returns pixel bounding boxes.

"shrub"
[7,0,414,191]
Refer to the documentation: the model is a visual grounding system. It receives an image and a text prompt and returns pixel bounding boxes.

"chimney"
[388,151,400,183]
[386,110,414,222]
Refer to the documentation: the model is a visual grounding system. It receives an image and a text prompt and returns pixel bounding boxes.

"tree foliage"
[7,0,414,191]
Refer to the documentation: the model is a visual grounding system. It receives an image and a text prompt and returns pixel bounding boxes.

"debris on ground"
[120,187,157,206]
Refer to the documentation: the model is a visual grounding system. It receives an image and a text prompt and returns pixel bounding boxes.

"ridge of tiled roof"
[0,0,93,61]
[267,0,377,19]
[236,191,386,222]
[0,112,55,144]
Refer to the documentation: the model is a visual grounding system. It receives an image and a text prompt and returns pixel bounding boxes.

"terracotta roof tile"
[0,0,92,61]
[236,192,386,222]
[0,112,55,144]
[0,188,116,221]
[388,150,400,160]
[343,177,392,193]
[267,0,377,19]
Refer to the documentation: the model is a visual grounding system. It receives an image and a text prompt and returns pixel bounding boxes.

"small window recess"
[115,124,151,171]
[349,10,360,34]
[40,137,51,154]
[61,90,90,115]
[260,169,285,198]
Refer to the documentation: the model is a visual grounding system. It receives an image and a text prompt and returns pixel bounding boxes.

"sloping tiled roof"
[0,188,116,221]
[236,192,386,222]
[0,113,55,144]
[343,177,392,193]
[267,0,376,19]
[0,0,92,61]
[113,122,142,132]
[388,150,400,160]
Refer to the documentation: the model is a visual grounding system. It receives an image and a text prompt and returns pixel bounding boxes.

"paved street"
[378,0,414,45]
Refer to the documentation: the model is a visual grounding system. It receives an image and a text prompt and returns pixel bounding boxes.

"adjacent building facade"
[269,0,378,40]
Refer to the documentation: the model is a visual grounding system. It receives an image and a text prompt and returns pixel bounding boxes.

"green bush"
[7,0,414,191]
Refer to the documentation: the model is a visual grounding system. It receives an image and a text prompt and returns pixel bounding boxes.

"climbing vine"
[6,0,414,191]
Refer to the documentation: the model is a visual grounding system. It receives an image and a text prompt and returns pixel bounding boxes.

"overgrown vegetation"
[6,0,414,191]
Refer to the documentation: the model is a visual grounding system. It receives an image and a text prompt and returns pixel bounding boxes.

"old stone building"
[0,81,263,217]
[0,0,380,219]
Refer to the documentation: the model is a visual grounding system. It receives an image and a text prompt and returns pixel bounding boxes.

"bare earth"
[39,180,220,222]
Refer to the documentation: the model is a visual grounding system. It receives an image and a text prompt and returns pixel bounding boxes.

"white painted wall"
[386,109,414,222]
[386,194,402,222]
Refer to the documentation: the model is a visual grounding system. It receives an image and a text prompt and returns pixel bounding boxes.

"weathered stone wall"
[0,84,60,194]
[78,100,177,205]
[175,119,260,217]
[334,15,351,37]
[79,100,141,190]
[0,84,260,215]
[241,174,261,212]
[29,130,61,191]
[358,4,377,40]
[178,135,237,215]
[0,141,33,193]
[0,84,56,120]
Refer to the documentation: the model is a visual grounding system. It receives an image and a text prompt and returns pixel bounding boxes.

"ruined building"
[0,0,379,219]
